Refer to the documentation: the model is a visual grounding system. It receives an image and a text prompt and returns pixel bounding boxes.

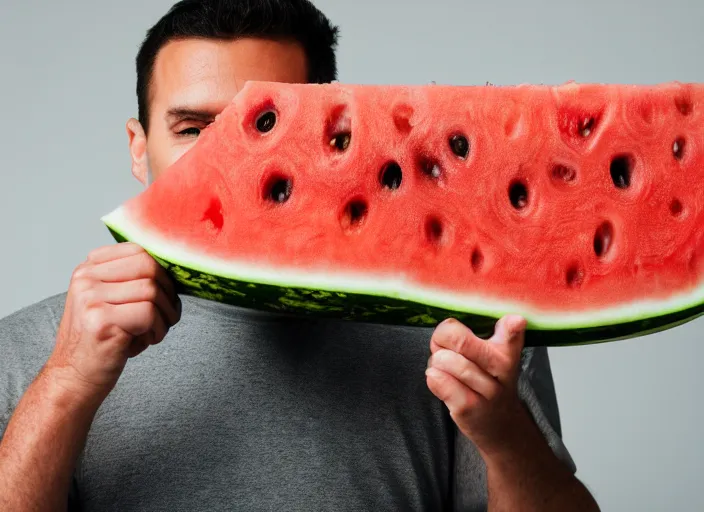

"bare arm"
[0,243,180,511]
[480,404,599,511]
[0,369,99,511]
[426,317,599,511]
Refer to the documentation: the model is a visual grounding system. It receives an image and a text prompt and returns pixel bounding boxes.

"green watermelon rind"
[101,207,704,347]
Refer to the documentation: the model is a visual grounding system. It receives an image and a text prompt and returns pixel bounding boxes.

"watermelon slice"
[102,81,704,346]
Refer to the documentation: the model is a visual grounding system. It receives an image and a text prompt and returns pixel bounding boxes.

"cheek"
[168,143,197,167]
[146,135,198,179]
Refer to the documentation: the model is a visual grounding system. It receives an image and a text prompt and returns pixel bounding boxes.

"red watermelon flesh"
[102,81,704,346]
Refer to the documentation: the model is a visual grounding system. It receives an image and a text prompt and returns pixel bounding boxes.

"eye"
[177,127,201,137]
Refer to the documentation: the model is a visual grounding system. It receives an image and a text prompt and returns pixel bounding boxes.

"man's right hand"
[45,242,182,406]
[0,242,181,510]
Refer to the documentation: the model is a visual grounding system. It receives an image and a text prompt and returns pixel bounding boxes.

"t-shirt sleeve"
[452,346,575,510]
[0,294,81,510]
[515,345,576,471]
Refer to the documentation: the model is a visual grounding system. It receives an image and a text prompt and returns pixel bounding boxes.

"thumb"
[490,315,526,384]
[490,315,526,352]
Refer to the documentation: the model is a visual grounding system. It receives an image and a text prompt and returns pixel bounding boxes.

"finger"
[430,338,441,354]
[85,242,145,265]
[96,279,180,327]
[428,349,501,401]
[431,319,502,377]
[107,301,168,343]
[146,305,168,344]
[429,318,483,354]
[89,252,176,301]
[126,333,153,358]
[487,315,526,384]
[425,367,481,417]
[490,315,527,351]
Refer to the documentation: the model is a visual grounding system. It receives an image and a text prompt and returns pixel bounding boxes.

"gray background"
[1,0,702,509]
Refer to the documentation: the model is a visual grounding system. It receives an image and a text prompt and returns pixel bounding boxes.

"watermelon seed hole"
[670,198,684,217]
[330,132,351,151]
[640,103,653,124]
[610,155,633,190]
[392,104,414,133]
[471,248,484,272]
[675,96,693,116]
[419,156,442,180]
[327,106,352,152]
[255,110,277,133]
[449,134,470,159]
[341,199,368,231]
[424,216,443,245]
[593,221,614,259]
[579,117,595,138]
[380,162,403,190]
[550,164,577,185]
[264,176,292,203]
[565,264,585,289]
[508,180,529,210]
[673,138,685,160]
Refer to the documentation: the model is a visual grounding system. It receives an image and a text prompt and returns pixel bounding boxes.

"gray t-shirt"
[0,293,574,511]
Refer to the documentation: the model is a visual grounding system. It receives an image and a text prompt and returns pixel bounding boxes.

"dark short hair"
[135,0,339,132]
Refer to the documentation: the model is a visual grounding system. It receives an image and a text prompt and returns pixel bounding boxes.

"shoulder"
[0,292,66,361]
[0,292,66,336]
[0,293,66,434]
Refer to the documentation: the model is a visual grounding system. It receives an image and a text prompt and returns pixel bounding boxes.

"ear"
[126,118,148,185]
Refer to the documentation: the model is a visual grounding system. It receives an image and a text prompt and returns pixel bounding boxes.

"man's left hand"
[427,316,602,511]
[425,315,530,457]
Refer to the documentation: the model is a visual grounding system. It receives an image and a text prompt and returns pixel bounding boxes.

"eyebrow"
[165,107,220,123]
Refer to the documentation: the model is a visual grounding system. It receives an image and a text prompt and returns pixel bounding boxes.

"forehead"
[149,37,308,116]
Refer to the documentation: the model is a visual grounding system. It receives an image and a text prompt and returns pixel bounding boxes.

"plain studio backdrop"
[1,0,702,509]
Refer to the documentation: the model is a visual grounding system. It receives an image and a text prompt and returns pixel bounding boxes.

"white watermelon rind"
[101,206,704,346]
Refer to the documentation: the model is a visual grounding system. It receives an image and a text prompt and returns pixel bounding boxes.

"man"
[0,0,599,510]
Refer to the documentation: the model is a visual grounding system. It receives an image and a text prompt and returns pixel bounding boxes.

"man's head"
[127,0,339,184]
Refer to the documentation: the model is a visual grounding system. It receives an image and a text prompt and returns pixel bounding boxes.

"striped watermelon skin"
[103,81,704,346]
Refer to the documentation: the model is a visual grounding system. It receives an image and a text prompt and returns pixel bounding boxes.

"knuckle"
[79,286,100,307]
[71,264,91,282]
[85,247,104,262]
[70,272,94,296]
[142,279,160,301]
[82,307,110,336]
[452,330,471,356]
[458,366,474,387]
[447,321,472,345]
[452,395,473,417]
